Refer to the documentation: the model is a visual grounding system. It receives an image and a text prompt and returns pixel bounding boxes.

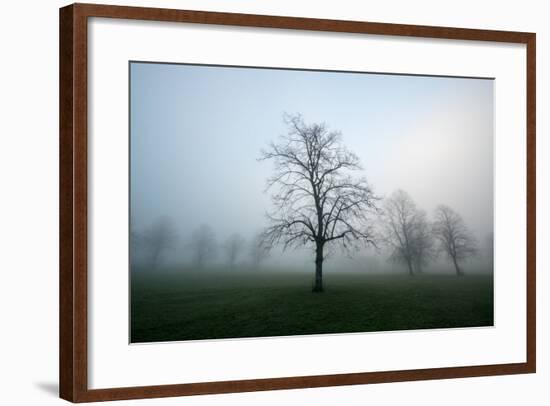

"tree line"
[131,221,270,271]
[382,189,477,277]
[259,114,480,291]
[132,113,484,292]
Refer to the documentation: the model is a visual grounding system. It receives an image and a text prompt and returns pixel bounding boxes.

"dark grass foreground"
[130,270,493,343]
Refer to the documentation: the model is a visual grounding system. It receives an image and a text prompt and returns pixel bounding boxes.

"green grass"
[130,269,493,343]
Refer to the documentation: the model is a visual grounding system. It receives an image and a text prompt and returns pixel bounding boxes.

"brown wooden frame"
[60,3,536,402]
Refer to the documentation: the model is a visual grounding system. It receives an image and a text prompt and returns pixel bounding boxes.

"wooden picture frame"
[59,3,536,402]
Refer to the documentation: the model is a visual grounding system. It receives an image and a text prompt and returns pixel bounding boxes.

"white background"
[0,0,547,404]
[89,18,526,389]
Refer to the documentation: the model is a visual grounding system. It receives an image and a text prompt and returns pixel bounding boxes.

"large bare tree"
[260,114,379,292]
[189,224,217,268]
[433,205,477,276]
[382,190,434,275]
[224,233,245,268]
[142,216,177,270]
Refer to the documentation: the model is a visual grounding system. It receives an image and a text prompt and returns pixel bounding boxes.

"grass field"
[130,269,493,343]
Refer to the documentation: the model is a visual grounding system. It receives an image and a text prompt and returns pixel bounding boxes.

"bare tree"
[485,231,494,267]
[260,114,379,292]
[224,233,245,268]
[142,216,177,270]
[433,205,477,276]
[249,232,270,267]
[129,216,143,265]
[382,190,433,275]
[410,210,436,273]
[189,224,217,268]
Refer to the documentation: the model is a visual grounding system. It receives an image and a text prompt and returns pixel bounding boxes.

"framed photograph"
[59,3,536,402]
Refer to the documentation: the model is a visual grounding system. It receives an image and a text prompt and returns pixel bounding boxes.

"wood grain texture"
[525,34,536,372]
[59,4,89,402]
[59,4,74,401]
[59,3,536,402]
[72,2,534,42]
[76,363,532,402]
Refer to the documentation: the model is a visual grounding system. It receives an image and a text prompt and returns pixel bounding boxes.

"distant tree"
[130,229,141,249]
[485,231,494,267]
[142,217,177,270]
[410,210,436,273]
[433,205,477,276]
[129,220,143,267]
[130,216,142,252]
[260,113,379,292]
[190,224,217,268]
[249,232,270,267]
[382,190,434,275]
[224,233,245,268]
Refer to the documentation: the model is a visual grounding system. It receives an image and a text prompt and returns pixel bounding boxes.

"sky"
[130,61,494,270]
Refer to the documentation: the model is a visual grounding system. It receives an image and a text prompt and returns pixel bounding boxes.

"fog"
[130,62,494,274]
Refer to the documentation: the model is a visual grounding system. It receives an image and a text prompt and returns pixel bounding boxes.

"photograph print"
[129,62,494,344]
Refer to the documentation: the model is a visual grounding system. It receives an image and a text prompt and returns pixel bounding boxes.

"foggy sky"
[130,62,494,270]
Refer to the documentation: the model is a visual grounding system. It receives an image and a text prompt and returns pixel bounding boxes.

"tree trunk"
[313,243,324,292]
[452,256,463,276]
[406,257,414,276]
